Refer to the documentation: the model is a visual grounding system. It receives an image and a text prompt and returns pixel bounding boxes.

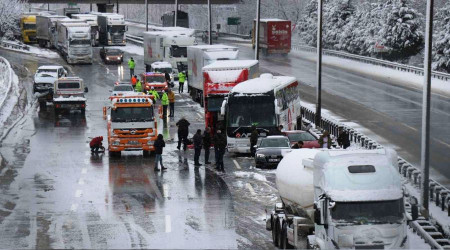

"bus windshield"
[227,95,276,128]
[111,107,154,122]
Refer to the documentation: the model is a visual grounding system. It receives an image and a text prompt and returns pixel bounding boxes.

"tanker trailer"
[268,148,411,249]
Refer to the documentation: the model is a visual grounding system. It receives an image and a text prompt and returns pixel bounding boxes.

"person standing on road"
[319,130,332,149]
[193,129,203,166]
[161,90,169,118]
[168,89,175,117]
[250,125,258,156]
[178,71,186,93]
[128,57,135,79]
[89,136,104,153]
[214,130,227,171]
[165,72,171,85]
[337,127,350,149]
[176,117,190,151]
[135,79,143,92]
[154,134,167,171]
[149,87,160,100]
[203,127,212,164]
[131,75,137,87]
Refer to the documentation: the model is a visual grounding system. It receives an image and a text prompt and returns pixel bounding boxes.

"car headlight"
[256,153,265,158]
[147,140,154,145]
[112,140,120,146]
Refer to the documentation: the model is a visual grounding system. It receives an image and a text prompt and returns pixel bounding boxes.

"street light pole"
[421,0,434,214]
[208,0,212,45]
[145,0,148,31]
[315,0,323,126]
[174,0,178,27]
[254,0,261,60]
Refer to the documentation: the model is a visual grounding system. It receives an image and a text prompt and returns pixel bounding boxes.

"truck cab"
[140,72,168,94]
[53,77,88,115]
[20,14,37,43]
[151,61,174,87]
[106,95,158,157]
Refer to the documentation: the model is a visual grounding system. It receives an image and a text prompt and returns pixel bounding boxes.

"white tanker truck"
[268,148,412,249]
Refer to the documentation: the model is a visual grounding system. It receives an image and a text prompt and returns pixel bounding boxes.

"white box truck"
[97,13,127,46]
[72,14,99,46]
[55,7,80,18]
[268,148,412,249]
[187,45,239,104]
[57,22,93,64]
[36,15,68,48]
[143,31,195,76]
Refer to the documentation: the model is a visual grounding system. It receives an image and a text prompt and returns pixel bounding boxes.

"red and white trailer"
[252,19,291,55]
[202,60,259,132]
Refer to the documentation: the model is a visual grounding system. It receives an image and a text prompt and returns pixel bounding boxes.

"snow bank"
[0,57,20,139]
[110,44,143,56]
[0,41,59,59]
[294,49,450,97]
[234,171,267,182]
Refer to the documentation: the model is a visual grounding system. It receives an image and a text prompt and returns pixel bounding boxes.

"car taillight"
[81,104,86,108]
[55,104,60,108]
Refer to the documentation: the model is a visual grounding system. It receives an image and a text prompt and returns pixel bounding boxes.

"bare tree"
[0,0,26,39]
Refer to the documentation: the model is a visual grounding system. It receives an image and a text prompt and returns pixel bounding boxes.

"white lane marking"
[246,183,256,196]
[163,184,169,198]
[70,204,78,212]
[197,113,203,118]
[437,139,450,149]
[81,168,87,174]
[78,178,85,185]
[233,160,242,169]
[165,215,171,233]
[75,190,83,198]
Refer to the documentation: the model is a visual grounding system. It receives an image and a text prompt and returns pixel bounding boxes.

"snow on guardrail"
[300,105,450,248]
[292,43,450,82]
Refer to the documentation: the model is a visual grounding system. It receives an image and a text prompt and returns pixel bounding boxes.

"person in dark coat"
[291,141,304,149]
[90,136,104,153]
[337,127,350,149]
[271,125,284,135]
[250,125,258,156]
[165,72,171,83]
[193,129,203,166]
[203,127,212,164]
[214,130,227,171]
[176,117,190,151]
[154,134,167,171]
[319,130,332,149]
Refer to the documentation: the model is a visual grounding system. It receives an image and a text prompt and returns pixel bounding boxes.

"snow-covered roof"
[151,61,172,69]
[144,30,195,37]
[189,44,237,50]
[231,73,296,94]
[255,18,289,22]
[205,70,243,83]
[203,60,258,70]
[38,65,63,70]
[204,50,239,60]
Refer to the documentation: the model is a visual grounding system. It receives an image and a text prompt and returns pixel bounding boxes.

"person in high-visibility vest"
[178,71,186,93]
[149,87,160,100]
[128,57,135,78]
[135,79,143,92]
[161,90,169,118]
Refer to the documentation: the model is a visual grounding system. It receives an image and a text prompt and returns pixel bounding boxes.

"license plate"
[268,159,279,162]
[127,140,139,145]
[60,104,80,109]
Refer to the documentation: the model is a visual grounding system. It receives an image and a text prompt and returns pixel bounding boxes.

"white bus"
[221,73,301,153]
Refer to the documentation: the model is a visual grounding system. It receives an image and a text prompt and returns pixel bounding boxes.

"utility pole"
[116,0,119,13]
[48,3,50,11]
[90,4,92,12]
[421,0,434,214]
[208,0,212,45]
[145,0,148,31]
[174,0,178,27]
[254,0,261,60]
[315,0,323,126]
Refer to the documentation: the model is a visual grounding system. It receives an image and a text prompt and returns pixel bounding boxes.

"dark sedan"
[100,48,123,64]
[254,136,291,168]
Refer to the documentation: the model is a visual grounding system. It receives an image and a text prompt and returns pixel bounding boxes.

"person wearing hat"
[213,129,227,171]
[168,88,175,117]
[161,90,169,118]
[250,125,258,156]
[149,87,160,100]
[89,136,104,153]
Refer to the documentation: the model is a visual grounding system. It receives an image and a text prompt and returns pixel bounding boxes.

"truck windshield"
[331,199,404,225]
[154,68,172,74]
[111,107,154,122]
[70,39,91,46]
[109,25,126,33]
[37,68,57,73]
[170,46,187,58]
[227,95,276,128]
[23,23,36,30]
[145,75,165,83]
[58,82,80,89]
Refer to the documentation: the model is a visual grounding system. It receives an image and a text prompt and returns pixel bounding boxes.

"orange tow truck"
[105,95,158,157]
[140,72,168,94]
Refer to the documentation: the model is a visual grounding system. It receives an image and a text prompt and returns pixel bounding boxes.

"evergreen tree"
[433,2,450,72]
[323,0,355,48]
[297,0,318,46]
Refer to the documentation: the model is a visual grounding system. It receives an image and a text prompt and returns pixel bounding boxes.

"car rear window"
[58,82,80,89]
[287,132,316,142]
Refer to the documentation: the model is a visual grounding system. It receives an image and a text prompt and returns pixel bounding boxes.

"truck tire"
[281,221,293,249]
[200,92,204,107]
[54,108,59,116]
[272,217,280,247]
[81,108,86,115]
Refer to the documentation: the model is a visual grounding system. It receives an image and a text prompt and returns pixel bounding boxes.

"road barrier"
[125,34,143,45]
[292,43,450,81]
[300,105,450,248]
[0,40,30,52]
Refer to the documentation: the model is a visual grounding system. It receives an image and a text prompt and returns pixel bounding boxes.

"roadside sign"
[374,42,389,53]
[227,17,241,25]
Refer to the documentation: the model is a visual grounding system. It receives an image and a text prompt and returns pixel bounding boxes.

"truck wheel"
[281,221,293,249]
[81,108,85,115]
[200,95,204,107]
[143,150,150,157]
[272,217,280,247]
[54,109,59,117]
[39,101,47,111]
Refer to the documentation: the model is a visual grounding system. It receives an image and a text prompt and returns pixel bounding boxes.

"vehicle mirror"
[411,204,418,221]
[84,87,88,93]
[220,99,227,116]
[274,100,281,115]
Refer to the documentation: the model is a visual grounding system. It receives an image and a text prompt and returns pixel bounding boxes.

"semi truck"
[57,22,93,64]
[161,10,189,28]
[252,19,291,56]
[105,95,158,157]
[268,148,411,249]
[202,60,259,132]
[20,13,37,43]
[72,14,99,46]
[36,15,69,48]
[143,31,195,75]
[187,45,239,106]
[97,13,127,46]
[55,7,80,18]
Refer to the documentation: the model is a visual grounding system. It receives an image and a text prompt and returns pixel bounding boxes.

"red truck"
[202,60,259,132]
[252,19,291,56]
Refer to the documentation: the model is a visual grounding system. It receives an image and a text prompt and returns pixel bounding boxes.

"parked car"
[33,65,67,93]
[202,30,218,43]
[100,48,123,64]
[254,136,291,168]
[283,130,320,148]
[111,83,135,97]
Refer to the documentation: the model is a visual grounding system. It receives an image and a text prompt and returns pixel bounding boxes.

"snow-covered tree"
[379,0,424,60]
[297,0,318,46]
[432,2,450,72]
[0,0,26,39]
[323,0,355,48]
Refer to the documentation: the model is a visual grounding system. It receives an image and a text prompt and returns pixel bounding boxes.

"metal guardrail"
[300,105,450,248]
[125,34,144,45]
[292,44,450,81]
[0,40,30,52]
